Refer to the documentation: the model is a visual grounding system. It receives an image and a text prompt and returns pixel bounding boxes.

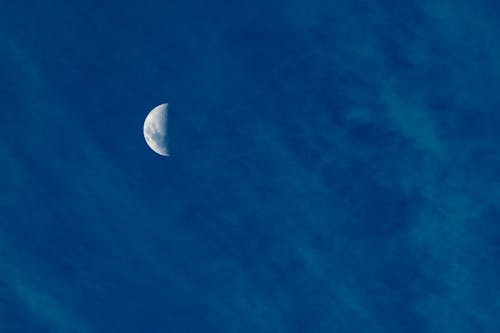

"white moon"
[143,103,169,156]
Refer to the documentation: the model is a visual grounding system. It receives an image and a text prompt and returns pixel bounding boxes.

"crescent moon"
[143,103,169,156]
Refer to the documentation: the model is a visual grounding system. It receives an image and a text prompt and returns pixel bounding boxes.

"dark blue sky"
[1,0,500,332]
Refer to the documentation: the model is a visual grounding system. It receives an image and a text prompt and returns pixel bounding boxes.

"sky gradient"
[1,0,500,332]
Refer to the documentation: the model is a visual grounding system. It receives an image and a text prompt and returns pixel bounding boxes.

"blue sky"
[1,0,499,332]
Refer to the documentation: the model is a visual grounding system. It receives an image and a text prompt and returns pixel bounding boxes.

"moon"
[143,103,169,156]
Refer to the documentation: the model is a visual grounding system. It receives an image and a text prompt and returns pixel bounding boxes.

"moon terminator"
[143,103,169,156]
